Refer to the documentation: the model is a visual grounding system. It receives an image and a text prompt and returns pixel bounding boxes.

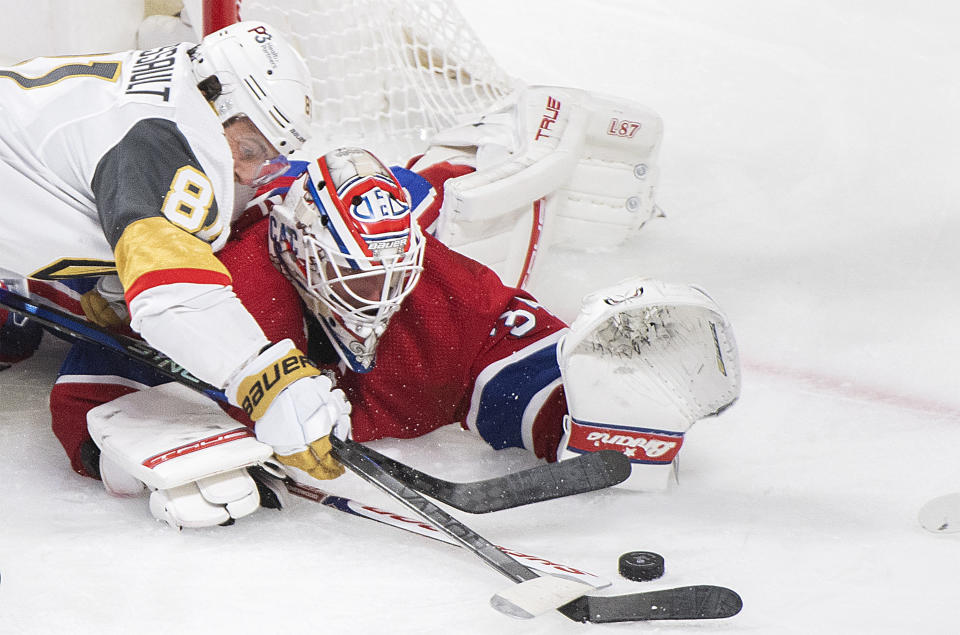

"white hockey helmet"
[268,148,426,372]
[190,21,313,157]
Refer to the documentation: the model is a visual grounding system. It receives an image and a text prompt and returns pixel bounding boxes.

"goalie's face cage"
[269,148,425,372]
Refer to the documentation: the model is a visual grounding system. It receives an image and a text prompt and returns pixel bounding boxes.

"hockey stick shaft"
[348,442,630,513]
[0,285,627,513]
[329,435,539,584]
[278,476,609,587]
[0,284,224,400]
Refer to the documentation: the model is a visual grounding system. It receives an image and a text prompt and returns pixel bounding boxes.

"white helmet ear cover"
[191,20,313,154]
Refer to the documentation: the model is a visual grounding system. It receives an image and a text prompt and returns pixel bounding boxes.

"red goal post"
[202,0,240,34]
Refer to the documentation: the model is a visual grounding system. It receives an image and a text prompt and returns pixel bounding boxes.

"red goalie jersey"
[49,161,570,478]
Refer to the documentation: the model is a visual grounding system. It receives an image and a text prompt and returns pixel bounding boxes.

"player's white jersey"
[0,43,235,284]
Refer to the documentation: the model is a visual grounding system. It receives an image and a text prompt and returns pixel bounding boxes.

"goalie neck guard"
[269,148,425,373]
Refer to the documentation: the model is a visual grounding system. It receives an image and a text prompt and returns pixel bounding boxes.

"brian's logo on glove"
[566,419,683,465]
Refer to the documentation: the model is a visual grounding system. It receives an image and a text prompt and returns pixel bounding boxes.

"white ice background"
[2,1,959,633]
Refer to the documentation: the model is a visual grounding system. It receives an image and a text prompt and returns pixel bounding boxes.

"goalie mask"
[269,148,425,372]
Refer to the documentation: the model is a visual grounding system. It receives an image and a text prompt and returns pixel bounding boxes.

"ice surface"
[2,1,960,633]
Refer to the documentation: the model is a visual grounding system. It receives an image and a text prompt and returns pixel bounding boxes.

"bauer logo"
[567,420,683,464]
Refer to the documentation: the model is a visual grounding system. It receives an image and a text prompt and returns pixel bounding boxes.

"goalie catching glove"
[224,338,352,481]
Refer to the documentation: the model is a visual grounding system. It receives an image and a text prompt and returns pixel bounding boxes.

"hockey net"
[223,0,520,163]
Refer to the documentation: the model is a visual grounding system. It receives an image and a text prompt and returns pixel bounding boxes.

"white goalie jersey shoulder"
[414,85,663,288]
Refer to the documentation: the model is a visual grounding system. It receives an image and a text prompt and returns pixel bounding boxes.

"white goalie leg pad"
[557,278,740,491]
[418,85,662,288]
[88,382,275,528]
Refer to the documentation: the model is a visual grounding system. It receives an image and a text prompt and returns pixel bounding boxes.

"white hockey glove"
[87,383,279,529]
[137,0,201,49]
[557,277,740,491]
[225,339,352,482]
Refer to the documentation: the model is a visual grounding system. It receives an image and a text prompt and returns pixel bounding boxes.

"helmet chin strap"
[233,181,257,218]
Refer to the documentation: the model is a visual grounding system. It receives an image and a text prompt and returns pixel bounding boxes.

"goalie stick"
[0,285,625,512]
[329,435,743,623]
[349,442,630,513]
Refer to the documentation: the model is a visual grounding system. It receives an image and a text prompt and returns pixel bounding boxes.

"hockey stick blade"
[491,575,595,619]
[347,441,631,513]
[558,584,743,623]
[329,436,742,623]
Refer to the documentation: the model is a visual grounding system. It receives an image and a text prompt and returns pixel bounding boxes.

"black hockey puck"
[618,551,665,581]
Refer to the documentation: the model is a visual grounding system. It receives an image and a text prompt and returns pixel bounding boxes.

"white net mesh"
[238,0,519,164]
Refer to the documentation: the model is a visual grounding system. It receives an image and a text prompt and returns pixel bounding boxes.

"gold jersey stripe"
[115,216,230,291]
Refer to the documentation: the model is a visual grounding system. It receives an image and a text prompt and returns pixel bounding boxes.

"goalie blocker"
[557,278,740,491]
[87,382,283,529]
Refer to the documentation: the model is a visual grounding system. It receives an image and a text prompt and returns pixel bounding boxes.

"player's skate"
[557,277,740,490]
